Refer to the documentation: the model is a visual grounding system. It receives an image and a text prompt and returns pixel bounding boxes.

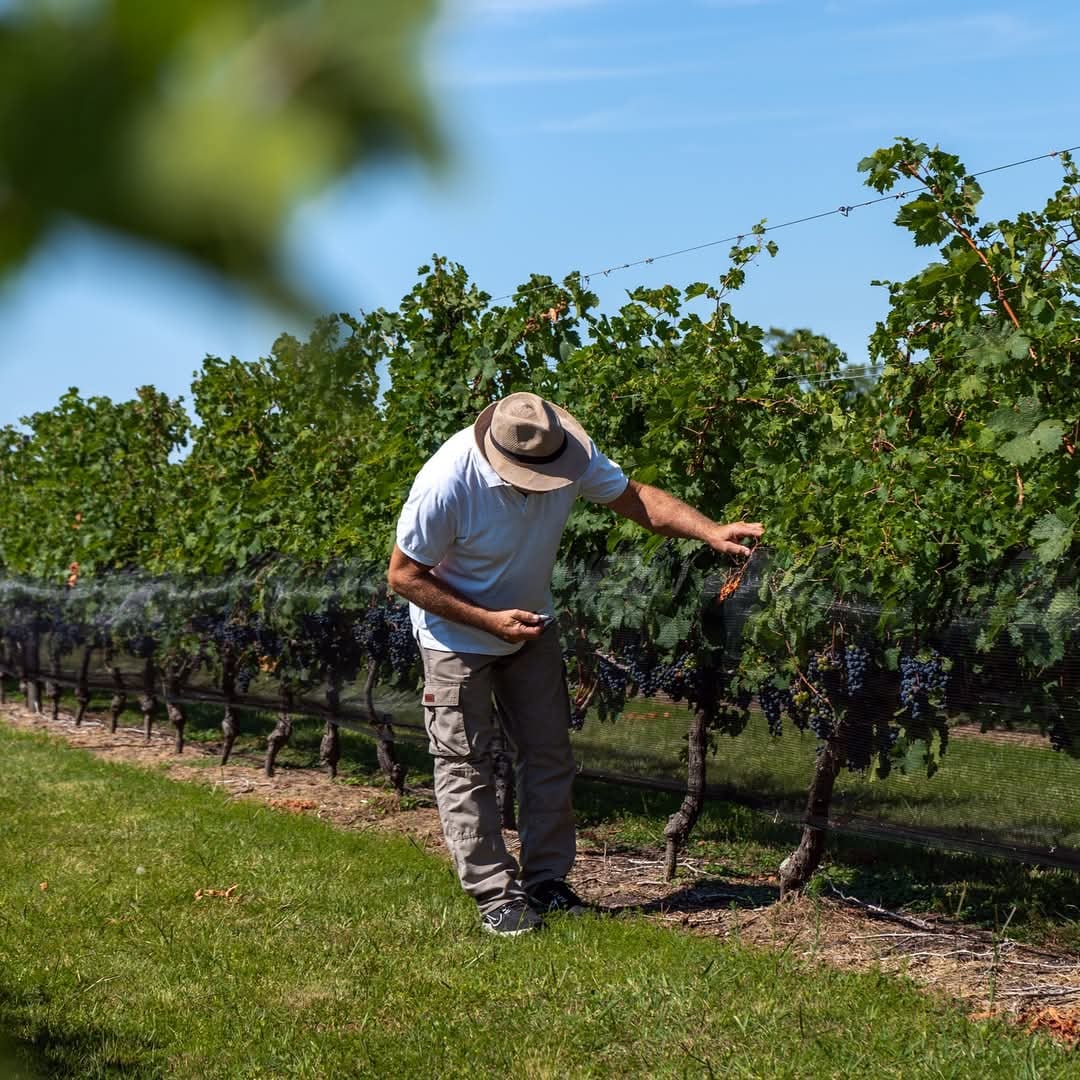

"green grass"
[0,724,1077,1078]
[22,687,1080,950]
[34,686,1080,949]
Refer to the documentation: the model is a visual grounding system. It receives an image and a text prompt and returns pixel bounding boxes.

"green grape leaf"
[996,421,1065,465]
[1030,512,1074,563]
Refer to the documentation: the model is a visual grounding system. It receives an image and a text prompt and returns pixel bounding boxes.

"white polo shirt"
[395,426,629,655]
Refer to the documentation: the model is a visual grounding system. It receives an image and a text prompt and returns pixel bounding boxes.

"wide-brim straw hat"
[473,392,592,492]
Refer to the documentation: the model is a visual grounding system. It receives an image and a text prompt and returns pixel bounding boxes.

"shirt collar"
[470,440,509,488]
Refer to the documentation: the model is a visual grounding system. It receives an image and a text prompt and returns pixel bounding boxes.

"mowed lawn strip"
[0,724,1073,1079]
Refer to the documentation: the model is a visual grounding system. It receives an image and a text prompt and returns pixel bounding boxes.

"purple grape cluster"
[899,652,948,722]
[843,644,870,694]
[759,684,792,737]
[351,602,417,678]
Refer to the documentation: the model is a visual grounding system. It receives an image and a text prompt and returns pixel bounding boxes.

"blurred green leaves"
[0,0,440,308]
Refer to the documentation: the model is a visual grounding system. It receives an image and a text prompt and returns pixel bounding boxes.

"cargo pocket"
[422,682,469,758]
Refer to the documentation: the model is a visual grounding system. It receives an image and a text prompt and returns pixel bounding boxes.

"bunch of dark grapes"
[596,656,628,697]
[300,608,361,675]
[352,606,391,663]
[759,684,792,737]
[655,654,701,702]
[618,643,659,698]
[843,644,870,695]
[898,652,948,722]
[806,695,833,740]
[568,707,587,732]
[386,603,418,678]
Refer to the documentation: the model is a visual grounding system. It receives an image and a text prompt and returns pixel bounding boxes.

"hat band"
[489,430,568,466]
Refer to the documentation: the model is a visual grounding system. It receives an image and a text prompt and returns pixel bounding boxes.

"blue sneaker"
[527,879,588,915]
[480,899,542,937]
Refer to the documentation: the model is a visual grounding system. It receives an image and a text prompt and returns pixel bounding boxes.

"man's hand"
[606,482,764,558]
[485,609,546,644]
[708,521,764,558]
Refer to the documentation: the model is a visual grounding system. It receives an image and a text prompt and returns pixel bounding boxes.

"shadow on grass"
[606,878,780,917]
[0,1009,156,1080]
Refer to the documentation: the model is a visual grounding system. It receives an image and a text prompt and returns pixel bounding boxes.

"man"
[388,392,762,936]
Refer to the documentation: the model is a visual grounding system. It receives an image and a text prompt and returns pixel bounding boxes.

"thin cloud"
[527,101,813,135]
[845,12,1045,51]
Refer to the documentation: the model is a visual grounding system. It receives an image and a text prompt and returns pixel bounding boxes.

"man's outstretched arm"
[605,480,763,556]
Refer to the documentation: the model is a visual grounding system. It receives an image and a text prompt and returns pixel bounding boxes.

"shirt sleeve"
[395,477,458,567]
[577,442,630,505]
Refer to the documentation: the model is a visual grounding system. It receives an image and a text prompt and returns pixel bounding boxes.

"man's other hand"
[709,521,764,558]
[487,609,546,644]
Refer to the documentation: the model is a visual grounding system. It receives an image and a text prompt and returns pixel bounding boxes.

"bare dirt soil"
[2,699,1077,1047]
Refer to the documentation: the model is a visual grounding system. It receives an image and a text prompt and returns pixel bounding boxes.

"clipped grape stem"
[664,704,709,881]
[364,661,405,795]
[491,700,517,832]
[779,741,841,899]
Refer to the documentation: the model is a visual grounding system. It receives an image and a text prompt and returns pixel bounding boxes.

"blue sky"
[1,0,1076,428]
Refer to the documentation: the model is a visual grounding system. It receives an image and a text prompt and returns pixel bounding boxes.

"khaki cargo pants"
[419,627,575,914]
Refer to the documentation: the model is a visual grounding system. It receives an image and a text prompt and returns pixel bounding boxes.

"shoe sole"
[480,921,539,937]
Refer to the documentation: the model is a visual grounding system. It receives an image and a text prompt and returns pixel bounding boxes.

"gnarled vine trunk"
[106,646,126,733]
[265,688,294,777]
[23,633,42,714]
[778,741,841,899]
[74,646,94,725]
[364,661,405,795]
[321,680,342,778]
[663,703,709,881]
[139,657,156,743]
[47,649,62,721]
[220,649,239,765]
[163,660,190,753]
[0,641,8,704]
